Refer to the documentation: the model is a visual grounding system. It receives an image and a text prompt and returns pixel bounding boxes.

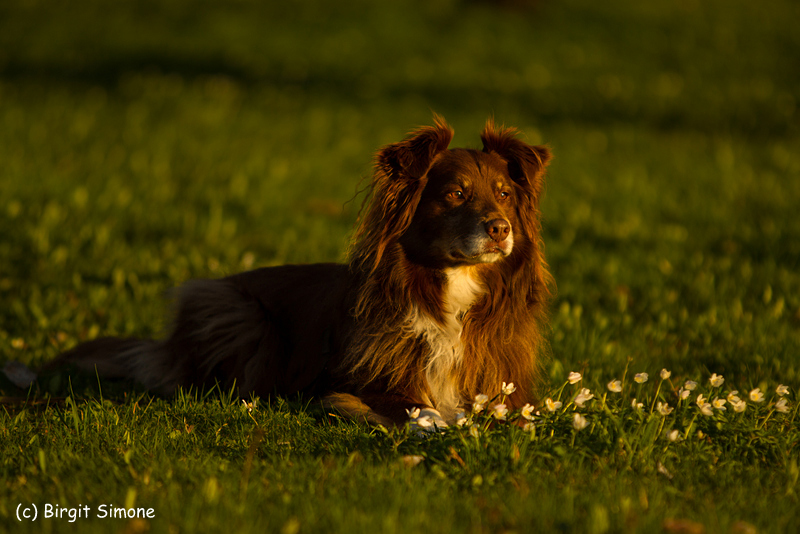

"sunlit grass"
[1,0,799,531]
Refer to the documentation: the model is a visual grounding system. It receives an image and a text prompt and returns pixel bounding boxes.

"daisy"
[679,388,691,400]
[776,385,789,397]
[657,463,673,480]
[455,412,468,426]
[709,373,724,387]
[501,382,517,395]
[775,398,790,414]
[684,380,698,391]
[634,372,649,384]
[657,402,673,416]
[631,398,644,410]
[402,455,424,467]
[667,429,682,442]
[574,388,594,408]
[607,380,622,393]
[473,394,489,413]
[568,372,582,384]
[520,403,535,421]
[545,398,562,412]
[573,413,589,431]
[491,404,509,420]
[712,397,727,411]
[696,394,713,416]
[732,400,747,413]
[727,391,742,404]
[749,388,765,403]
[660,369,672,380]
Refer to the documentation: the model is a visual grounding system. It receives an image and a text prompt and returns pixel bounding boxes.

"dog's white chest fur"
[406,267,485,422]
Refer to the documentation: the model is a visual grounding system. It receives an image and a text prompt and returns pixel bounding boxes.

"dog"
[50,116,553,427]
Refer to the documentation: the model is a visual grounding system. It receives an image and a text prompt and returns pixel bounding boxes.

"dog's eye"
[499,191,511,201]
[448,190,465,200]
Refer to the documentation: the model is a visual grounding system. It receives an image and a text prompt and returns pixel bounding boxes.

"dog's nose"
[484,219,510,242]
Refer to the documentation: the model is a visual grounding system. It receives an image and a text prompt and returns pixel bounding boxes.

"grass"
[1,0,799,532]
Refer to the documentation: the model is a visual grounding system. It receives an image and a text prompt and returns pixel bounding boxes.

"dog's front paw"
[406,407,448,433]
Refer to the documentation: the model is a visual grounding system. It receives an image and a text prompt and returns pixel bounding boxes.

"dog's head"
[352,116,551,272]
[354,117,550,268]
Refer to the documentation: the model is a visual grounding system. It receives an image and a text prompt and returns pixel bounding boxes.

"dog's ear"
[350,117,453,274]
[481,119,551,201]
[377,115,453,180]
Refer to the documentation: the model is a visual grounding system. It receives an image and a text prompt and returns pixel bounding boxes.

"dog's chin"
[450,246,511,265]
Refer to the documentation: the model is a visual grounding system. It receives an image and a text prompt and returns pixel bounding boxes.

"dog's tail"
[43,337,179,394]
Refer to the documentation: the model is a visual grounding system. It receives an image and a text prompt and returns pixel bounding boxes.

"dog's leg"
[409,407,449,432]
[322,392,448,430]
[322,393,395,427]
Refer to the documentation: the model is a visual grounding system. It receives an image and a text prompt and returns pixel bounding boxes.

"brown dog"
[52,116,553,427]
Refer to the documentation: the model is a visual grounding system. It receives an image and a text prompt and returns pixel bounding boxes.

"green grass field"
[2,0,799,532]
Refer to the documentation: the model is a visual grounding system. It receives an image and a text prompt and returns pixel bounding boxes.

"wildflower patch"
[394,369,797,471]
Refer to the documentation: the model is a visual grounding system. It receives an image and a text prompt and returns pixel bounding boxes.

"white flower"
[634,372,649,384]
[732,400,747,413]
[491,404,509,420]
[775,398,790,414]
[455,412,468,426]
[402,455,424,467]
[242,399,255,413]
[684,380,698,391]
[727,391,742,404]
[660,369,672,380]
[406,407,421,419]
[501,382,517,395]
[631,398,644,410]
[749,388,765,403]
[574,388,594,408]
[712,397,727,411]
[709,373,724,387]
[696,395,714,416]
[573,413,589,431]
[520,403,535,421]
[776,384,789,397]
[657,462,673,480]
[607,380,622,393]
[568,372,582,384]
[469,425,480,438]
[679,388,691,400]
[667,429,682,442]
[657,402,673,416]
[545,398,562,412]
[473,394,489,413]
[523,422,534,432]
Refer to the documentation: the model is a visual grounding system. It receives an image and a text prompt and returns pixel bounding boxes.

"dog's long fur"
[50,116,553,427]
